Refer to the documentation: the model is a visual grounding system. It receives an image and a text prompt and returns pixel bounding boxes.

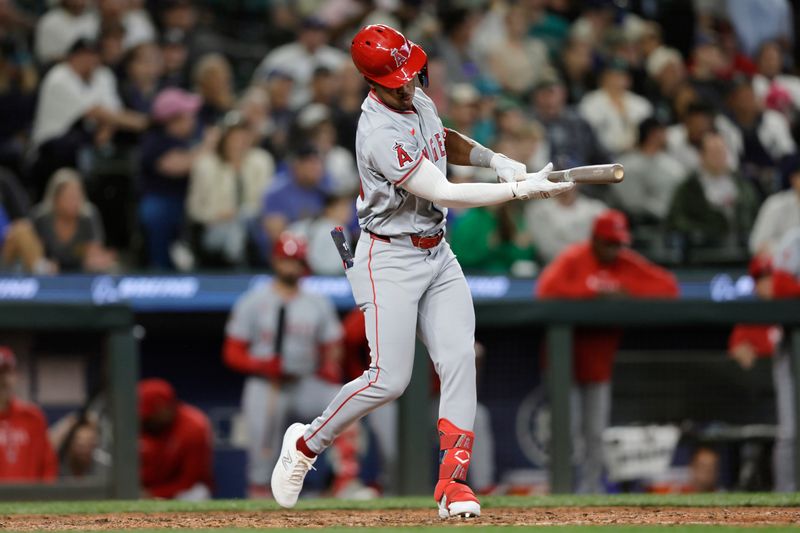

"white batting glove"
[490,153,527,183]
[511,162,575,200]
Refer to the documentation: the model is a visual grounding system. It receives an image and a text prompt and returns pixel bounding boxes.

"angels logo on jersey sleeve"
[394,141,413,167]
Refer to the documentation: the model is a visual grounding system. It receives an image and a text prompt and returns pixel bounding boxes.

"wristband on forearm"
[469,144,496,168]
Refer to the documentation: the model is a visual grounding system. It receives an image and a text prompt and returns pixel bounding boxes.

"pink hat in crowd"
[151,88,202,123]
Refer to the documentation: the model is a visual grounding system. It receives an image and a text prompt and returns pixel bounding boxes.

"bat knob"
[612,164,624,182]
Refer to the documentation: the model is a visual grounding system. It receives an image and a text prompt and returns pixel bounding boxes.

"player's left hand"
[490,153,527,183]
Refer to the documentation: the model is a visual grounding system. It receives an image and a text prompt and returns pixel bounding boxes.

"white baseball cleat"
[438,495,481,519]
[271,423,316,508]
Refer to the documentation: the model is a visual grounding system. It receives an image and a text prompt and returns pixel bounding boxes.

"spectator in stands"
[666,101,735,174]
[160,28,189,89]
[752,40,800,122]
[187,112,274,267]
[579,60,653,156]
[29,37,148,199]
[726,0,793,59]
[193,53,234,130]
[0,34,38,174]
[288,194,355,276]
[443,84,481,143]
[97,20,126,75]
[530,72,609,170]
[293,104,358,195]
[32,168,116,273]
[260,144,328,249]
[449,202,534,274]
[138,378,213,499]
[666,132,760,250]
[749,158,800,256]
[613,118,687,224]
[721,78,796,196]
[158,0,223,66]
[259,70,295,159]
[436,7,482,86]
[138,87,217,269]
[34,0,97,65]
[644,46,686,124]
[687,34,728,107]
[537,210,679,493]
[0,169,52,274]
[96,0,156,52]
[308,66,338,108]
[485,4,549,98]
[332,63,368,157]
[0,346,58,482]
[253,17,346,110]
[120,42,164,114]
[525,186,607,264]
[555,37,596,106]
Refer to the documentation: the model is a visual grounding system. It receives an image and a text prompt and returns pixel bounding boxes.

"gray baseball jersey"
[226,283,342,376]
[355,88,448,237]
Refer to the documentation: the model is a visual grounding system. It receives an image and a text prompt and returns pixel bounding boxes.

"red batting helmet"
[351,24,429,89]
[272,232,308,262]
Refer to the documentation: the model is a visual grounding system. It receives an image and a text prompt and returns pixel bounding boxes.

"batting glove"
[512,162,575,200]
[490,153,527,183]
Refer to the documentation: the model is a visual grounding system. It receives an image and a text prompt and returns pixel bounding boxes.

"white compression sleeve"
[401,157,516,208]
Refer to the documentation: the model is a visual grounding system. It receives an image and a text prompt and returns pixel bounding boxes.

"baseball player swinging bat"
[545,163,624,185]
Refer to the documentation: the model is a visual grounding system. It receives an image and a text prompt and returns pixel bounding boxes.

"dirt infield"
[2,506,799,530]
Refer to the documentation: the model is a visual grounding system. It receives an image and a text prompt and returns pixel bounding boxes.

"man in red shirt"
[536,209,679,492]
[139,378,213,499]
[0,346,57,482]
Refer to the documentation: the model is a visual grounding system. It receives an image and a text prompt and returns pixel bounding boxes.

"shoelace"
[288,454,316,485]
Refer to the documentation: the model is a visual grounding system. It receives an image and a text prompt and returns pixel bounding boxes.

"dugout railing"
[399,300,800,495]
[0,302,138,500]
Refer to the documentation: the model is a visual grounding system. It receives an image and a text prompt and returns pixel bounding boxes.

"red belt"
[368,230,444,249]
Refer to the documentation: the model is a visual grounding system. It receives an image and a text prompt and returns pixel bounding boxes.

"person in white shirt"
[29,38,147,198]
[188,113,274,267]
[613,118,686,222]
[666,101,738,173]
[95,0,157,51]
[35,0,98,65]
[252,17,346,110]
[752,40,800,118]
[749,158,800,255]
[578,60,653,156]
[525,186,607,264]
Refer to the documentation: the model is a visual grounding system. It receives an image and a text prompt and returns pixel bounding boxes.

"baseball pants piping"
[304,232,477,453]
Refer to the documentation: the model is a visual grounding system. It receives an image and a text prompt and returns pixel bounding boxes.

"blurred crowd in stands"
[0,0,798,274]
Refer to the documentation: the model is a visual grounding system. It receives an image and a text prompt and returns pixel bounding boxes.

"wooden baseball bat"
[546,163,624,184]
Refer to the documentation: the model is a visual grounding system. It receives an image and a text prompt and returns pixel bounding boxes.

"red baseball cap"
[748,254,773,279]
[0,346,15,371]
[138,378,176,420]
[592,210,631,245]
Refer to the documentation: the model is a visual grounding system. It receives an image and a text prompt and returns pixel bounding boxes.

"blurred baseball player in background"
[224,233,344,497]
[537,210,679,493]
[270,24,574,518]
[730,230,800,492]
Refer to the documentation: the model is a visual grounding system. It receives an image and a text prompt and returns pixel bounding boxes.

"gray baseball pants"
[304,232,477,453]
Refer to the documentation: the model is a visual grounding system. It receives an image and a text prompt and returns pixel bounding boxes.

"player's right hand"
[490,153,527,183]
[512,162,575,200]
